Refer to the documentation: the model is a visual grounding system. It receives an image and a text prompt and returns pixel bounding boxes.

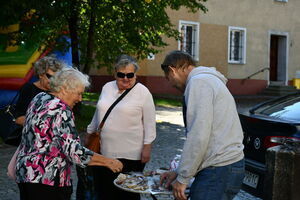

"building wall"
[199,0,300,80]
[199,23,228,76]
[89,0,300,95]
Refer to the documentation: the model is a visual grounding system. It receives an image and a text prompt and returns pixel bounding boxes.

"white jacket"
[176,66,244,185]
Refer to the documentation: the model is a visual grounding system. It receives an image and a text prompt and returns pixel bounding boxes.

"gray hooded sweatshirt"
[176,66,244,185]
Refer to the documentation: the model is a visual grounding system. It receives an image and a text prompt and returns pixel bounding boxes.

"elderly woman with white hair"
[15,68,123,200]
[7,55,64,179]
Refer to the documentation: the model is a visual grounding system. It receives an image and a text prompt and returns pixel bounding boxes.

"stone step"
[269,81,285,86]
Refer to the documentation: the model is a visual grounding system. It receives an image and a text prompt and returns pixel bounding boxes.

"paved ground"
[0,95,274,200]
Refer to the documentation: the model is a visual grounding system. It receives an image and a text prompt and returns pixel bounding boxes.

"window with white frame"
[228,26,247,64]
[178,20,199,61]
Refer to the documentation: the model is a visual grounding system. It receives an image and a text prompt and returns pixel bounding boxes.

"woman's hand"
[141,144,152,163]
[106,158,123,173]
[88,153,123,173]
[15,116,25,126]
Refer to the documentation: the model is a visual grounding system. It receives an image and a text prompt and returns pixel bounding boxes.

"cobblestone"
[0,96,271,200]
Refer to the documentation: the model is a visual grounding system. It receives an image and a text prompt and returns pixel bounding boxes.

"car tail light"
[264,136,300,148]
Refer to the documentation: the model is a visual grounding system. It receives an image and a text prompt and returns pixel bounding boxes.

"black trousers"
[92,159,145,200]
[18,183,72,200]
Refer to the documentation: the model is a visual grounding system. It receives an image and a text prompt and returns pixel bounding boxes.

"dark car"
[239,92,300,198]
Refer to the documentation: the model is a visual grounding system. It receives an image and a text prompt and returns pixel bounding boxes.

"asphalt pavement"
[0,95,274,200]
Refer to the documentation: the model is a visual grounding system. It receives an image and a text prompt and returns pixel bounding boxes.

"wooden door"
[269,35,278,81]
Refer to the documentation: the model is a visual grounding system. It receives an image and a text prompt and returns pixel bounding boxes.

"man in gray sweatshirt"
[160,50,245,200]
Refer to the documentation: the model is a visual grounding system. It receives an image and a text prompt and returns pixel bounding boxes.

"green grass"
[153,98,182,107]
[82,92,99,102]
[75,104,96,132]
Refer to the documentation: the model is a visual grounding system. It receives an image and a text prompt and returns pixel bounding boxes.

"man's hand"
[160,171,177,189]
[172,180,187,200]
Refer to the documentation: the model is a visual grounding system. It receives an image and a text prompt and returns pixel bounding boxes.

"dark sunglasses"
[45,73,53,79]
[116,72,135,79]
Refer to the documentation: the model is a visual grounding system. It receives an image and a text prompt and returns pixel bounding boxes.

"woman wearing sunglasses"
[86,55,156,200]
[14,55,64,127]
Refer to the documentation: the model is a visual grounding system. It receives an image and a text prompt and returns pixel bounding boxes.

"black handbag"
[0,93,23,146]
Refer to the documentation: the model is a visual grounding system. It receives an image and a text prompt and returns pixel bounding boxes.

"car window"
[258,96,300,121]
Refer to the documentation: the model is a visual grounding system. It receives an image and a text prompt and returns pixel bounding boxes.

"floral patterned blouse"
[16,92,94,187]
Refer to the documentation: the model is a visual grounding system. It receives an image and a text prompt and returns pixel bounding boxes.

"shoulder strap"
[97,82,138,131]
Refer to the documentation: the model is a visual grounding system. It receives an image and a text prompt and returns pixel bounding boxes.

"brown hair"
[161,50,196,74]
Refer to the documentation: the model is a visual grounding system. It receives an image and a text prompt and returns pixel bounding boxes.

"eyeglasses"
[45,73,53,79]
[116,72,135,79]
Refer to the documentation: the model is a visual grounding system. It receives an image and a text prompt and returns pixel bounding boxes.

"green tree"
[0,0,208,73]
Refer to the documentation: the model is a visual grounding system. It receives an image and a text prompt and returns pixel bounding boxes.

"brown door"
[269,35,278,81]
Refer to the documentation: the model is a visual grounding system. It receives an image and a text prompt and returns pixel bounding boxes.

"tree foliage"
[0,0,208,73]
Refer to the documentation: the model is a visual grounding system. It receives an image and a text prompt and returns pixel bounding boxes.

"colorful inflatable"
[0,23,41,106]
[0,49,42,78]
[0,24,72,107]
[0,50,42,106]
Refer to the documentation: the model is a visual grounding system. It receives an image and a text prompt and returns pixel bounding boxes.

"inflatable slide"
[0,24,44,106]
[0,24,72,107]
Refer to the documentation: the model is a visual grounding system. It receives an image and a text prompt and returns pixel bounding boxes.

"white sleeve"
[142,90,156,144]
[176,79,214,185]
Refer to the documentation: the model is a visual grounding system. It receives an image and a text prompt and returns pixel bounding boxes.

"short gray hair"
[114,55,139,72]
[33,55,65,76]
[50,68,90,93]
